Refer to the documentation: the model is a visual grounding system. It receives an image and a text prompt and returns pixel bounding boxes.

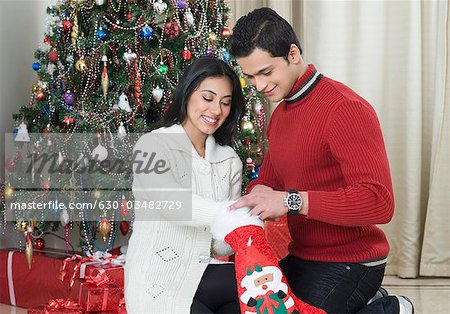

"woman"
[125,57,260,313]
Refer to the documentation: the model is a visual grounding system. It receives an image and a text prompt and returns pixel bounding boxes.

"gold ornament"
[4,186,15,200]
[75,58,87,72]
[32,83,40,93]
[16,218,28,232]
[240,120,254,132]
[101,55,109,98]
[98,218,112,242]
[220,27,231,38]
[25,231,33,269]
[71,14,79,48]
[240,77,246,89]
[208,32,217,45]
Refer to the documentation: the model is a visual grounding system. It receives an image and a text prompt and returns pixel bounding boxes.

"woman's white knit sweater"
[125,124,243,313]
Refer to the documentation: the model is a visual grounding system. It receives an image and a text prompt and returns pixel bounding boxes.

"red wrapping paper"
[27,298,84,314]
[78,280,122,312]
[27,307,83,314]
[0,248,79,308]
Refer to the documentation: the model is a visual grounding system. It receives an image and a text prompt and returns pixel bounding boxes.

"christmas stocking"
[211,208,326,314]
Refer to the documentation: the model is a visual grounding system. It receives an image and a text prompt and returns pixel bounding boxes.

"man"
[229,7,414,314]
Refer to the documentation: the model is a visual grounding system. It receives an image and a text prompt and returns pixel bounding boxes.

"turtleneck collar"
[284,64,323,105]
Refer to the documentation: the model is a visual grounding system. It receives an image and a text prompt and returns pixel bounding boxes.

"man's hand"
[229,185,288,220]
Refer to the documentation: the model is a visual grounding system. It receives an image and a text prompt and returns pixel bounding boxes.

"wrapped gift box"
[0,248,80,308]
[78,280,122,312]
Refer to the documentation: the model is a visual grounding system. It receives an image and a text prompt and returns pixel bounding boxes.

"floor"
[0,276,449,313]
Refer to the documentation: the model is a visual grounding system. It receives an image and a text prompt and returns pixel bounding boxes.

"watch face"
[288,193,302,210]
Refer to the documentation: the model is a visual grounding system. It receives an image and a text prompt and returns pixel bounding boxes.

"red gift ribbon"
[45,298,81,312]
[84,268,110,287]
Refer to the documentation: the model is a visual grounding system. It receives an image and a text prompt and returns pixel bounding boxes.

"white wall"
[0,0,49,179]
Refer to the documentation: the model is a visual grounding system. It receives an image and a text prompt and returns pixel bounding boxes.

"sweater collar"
[153,124,236,163]
[284,64,323,105]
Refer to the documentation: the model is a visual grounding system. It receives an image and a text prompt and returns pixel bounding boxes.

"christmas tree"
[3,0,268,256]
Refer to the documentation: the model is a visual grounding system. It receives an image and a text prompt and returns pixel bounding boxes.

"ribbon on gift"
[79,270,115,311]
[7,251,16,306]
[79,251,126,279]
[60,254,83,288]
[45,298,81,311]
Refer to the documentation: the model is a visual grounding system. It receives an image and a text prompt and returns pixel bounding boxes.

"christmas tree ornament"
[25,227,33,269]
[62,19,73,31]
[115,93,132,112]
[35,90,46,102]
[175,0,188,9]
[15,122,30,142]
[117,122,127,139]
[91,137,108,161]
[123,50,137,64]
[240,120,254,132]
[58,151,64,165]
[35,237,46,250]
[164,22,180,38]
[49,49,59,63]
[41,179,51,191]
[134,62,143,108]
[154,0,167,15]
[221,50,230,63]
[16,218,27,232]
[32,62,41,71]
[181,47,192,61]
[240,76,246,89]
[75,57,87,72]
[63,90,75,105]
[253,101,262,114]
[139,24,154,40]
[5,157,16,172]
[60,208,70,226]
[152,85,164,102]
[101,55,109,98]
[95,0,106,5]
[71,14,79,48]
[32,83,40,93]
[126,12,134,22]
[98,218,112,241]
[91,189,101,199]
[38,80,48,89]
[119,220,129,235]
[250,170,259,180]
[220,27,231,38]
[120,195,129,217]
[245,157,255,170]
[63,116,74,124]
[206,48,213,56]
[157,63,168,74]
[96,28,107,41]
[208,31,217,45]
[184,8,194,26]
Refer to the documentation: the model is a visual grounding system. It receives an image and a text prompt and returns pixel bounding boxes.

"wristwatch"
[284,189,302,215]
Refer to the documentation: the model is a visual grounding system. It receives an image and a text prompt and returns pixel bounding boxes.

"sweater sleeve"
[246,112,284,194]
[307,101,394,226]
[132,134,231,228]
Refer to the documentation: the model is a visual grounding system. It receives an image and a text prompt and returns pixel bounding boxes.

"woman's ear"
[288,44,302,64]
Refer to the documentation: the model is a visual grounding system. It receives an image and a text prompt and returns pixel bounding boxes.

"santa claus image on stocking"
[241,263,296,314]
[211,207,326,314]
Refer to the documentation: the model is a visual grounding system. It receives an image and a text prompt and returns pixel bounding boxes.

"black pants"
[190,264,241,314]
[280,254,401,314]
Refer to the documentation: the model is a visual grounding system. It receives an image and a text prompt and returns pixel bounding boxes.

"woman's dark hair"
[161,57,245,146]
[230,7,302,59]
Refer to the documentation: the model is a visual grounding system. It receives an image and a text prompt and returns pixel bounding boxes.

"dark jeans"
[280,254,401,314]
[191,264,240,314]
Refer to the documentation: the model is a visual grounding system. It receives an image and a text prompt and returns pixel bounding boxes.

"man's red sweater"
[248,65,394,263]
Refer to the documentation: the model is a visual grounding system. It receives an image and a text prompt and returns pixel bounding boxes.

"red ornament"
[119,221,129,236]
[126,12,134,22]
[35,90,46,102]
[181,49,192,61]
[41,180,51,191]
[62,20,73,31]
[5,157,15,172]
[49,49,59,63]
[164,22,180,38]
[35,238,46,250]
[63,116,74,125]
[220,27,231,38]
[43,37,51,44]
[243,138,251,146]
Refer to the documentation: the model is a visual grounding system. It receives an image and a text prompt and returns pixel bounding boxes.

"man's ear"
[288,44,302,64]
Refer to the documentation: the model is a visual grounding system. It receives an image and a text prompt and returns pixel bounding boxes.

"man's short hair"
[230,7,302,59]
